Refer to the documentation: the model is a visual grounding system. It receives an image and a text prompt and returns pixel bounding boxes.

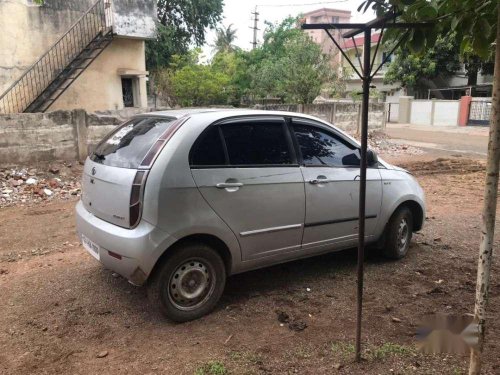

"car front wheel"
[383,206,413,259]
[148,242,226,322]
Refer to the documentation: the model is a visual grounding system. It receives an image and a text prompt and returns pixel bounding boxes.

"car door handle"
[309,175,329,184]
[216,182,243,189]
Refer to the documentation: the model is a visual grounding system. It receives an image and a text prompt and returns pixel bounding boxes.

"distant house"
[302,8,352,66]
[0,0,156,113]
[340,33,402,101]
[339,34,494,101]
[302,8,401,101]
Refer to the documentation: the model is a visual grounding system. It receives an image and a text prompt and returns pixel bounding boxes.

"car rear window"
[91,117,175,169]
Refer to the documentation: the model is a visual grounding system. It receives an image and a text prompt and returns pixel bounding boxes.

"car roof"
[137,108,329,123]
[135,108,362,149]
[138,108,223,118]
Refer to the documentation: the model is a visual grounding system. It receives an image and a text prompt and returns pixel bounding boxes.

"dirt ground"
[1,153,499,375]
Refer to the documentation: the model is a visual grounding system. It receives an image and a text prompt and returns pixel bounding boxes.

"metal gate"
[468,99,492,126]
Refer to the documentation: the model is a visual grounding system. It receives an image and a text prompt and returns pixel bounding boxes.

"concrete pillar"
[458,96,472,126]
[430,99,436,126]
[73,109,88,162]
[138,75,148,108]
[398,96,414,124]
[329,103,336,124]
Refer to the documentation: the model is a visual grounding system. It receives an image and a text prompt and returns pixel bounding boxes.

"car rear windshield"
[90,117,175,169]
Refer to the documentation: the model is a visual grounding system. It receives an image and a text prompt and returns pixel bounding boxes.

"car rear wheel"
[148,242,226,322]
[383,206,413,259]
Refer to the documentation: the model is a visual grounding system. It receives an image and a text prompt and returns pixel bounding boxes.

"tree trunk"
[467,68,479,86]
[469,8,500,375]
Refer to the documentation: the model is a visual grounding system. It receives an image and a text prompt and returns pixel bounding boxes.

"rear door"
[82,116,175,227]
[190,116,305,261]
[291,119,382,251]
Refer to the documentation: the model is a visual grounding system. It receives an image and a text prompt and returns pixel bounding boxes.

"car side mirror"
[367,149,378,167]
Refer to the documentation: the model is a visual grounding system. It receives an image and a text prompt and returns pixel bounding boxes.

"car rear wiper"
[93,152,106,160]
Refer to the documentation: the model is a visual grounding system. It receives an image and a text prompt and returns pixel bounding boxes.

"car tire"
[147,242,226,322]
[383,206,413,260]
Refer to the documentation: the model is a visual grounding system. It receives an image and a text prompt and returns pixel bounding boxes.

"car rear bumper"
[75,200,171,286]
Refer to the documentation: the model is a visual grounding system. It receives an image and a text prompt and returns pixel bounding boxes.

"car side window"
[221,121,292,166]
[191,126,226,166]
[293,123,361,167]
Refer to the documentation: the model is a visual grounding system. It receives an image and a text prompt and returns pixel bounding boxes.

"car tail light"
[130,170,147,227]
[139,117,188,168]
[130,116,188,228]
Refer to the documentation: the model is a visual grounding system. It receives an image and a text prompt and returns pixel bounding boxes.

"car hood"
[378,158,411,174]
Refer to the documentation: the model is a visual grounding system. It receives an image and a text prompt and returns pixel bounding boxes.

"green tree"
[384,33,461,93]
[359,1,498,373]
[211,50,249,105]
[146,0,224,70]
[248,17,334,103]
[464,54,495,86]
[214,24,238,53]
[385,33,494,94]
[156,49,233,107]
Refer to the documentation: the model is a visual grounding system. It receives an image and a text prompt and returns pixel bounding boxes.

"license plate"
[81,234,100,258]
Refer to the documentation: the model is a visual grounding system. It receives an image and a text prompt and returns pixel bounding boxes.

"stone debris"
[288,320,307,332]
[96,350,109,358]
[0,163,81,208]
[368,131,424,156]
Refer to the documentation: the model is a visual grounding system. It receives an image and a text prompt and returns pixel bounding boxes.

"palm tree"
[214,24,237,53]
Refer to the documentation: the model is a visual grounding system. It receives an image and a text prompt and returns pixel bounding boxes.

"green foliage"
[33,0,44,4]
[359,0,497,59]
[331,341,414,362]
[194,360,228,375]
[367,342,414,360]
[331,341,356,359]
[248,17,336,104]
[164,50,232,107]
[146,24,180,71]
[146,0,224,70]
[384,33,462,89]
[153,16,346,106]
[214,24,238,53]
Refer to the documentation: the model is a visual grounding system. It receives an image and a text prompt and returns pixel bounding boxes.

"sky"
[202,0,376,59]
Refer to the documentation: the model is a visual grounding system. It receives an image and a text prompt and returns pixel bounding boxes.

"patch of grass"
[331,341,414,362]
[367,342,415,360]
[331,341,356,359]
[228,350,263,366]
[293,343,314,359]
[195,360,228,375]
[245,352,263,366]
[452,367,464,375]
[228,351,243,361]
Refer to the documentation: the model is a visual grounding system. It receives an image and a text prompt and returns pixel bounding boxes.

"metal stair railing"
[0,0,113,114]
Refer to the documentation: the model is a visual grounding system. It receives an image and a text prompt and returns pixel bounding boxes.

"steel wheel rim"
[168,258,216,311]
[397,218,409,253]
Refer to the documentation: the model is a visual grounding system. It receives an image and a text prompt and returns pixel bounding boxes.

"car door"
[291,118,382,251]
[190,116,305,261]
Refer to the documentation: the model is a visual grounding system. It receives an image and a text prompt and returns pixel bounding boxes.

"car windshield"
[91,117,175,169]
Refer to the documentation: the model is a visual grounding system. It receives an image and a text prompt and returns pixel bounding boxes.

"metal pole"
[251,6,259,49]
[355,27,371,363]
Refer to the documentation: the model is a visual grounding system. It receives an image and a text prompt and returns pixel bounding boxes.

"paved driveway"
[386,123,489,157]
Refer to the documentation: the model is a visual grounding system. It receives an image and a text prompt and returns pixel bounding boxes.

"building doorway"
[121,78,134,107]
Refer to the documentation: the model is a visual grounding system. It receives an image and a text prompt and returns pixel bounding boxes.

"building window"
[382,51,392,63]
[121,78,135,107]
[332,16,339,23]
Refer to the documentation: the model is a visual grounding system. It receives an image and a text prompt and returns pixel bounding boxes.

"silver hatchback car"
[76,109,425,322]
